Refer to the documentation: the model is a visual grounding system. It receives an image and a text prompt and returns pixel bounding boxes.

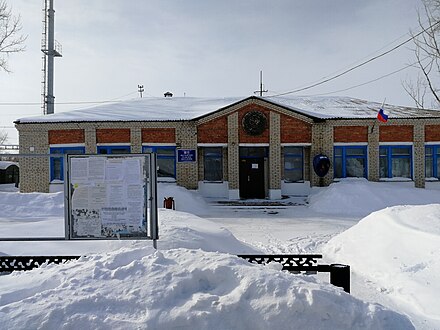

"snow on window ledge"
[379,177,413,182]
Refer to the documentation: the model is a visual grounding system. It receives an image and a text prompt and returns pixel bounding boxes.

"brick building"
[14,95,440,199]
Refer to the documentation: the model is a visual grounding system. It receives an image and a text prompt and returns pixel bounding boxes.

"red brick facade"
[238,104,270,143]
[425,125,440,141]
[379,125,413,142]
[141,128,175,143]
[96,128,131,143]
[334,126,368,143]
[198,116,228,143]
[48,129,85,144]
[280,114,312,143]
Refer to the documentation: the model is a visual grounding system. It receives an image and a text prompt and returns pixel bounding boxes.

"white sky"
[0,0,429,144]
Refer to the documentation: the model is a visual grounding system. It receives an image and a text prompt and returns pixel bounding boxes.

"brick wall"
[197,116,227,143]
[379,125,413,142]
[280,114,312,143]
[96,128,130,143]
[16,101,440,194]
[142,128,175,143]
[238,104,270,143]
[334,126,368,142]
[175,122,198,189]
[48,129,85,144]
[414,123,425,188]
[425,124,440,141]
[269,112,281,191]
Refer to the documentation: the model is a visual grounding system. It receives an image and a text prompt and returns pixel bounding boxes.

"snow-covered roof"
[15,95,440,124]
[0,161,18,170]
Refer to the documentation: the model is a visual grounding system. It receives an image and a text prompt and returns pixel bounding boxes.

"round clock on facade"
[242,111,267,136]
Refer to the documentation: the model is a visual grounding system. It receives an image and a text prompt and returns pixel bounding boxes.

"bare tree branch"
[405,0,440,108]
[0,0,26,73]
[0,130,8,145]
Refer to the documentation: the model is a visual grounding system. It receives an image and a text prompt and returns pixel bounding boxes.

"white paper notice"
[73,208,102,237]
[71,158,89,183]
[106,184,125,207]
[88,157,106,181]
[124,158,142,184]
[71,185,90,210]
[101,207,128,225]
[105,159,123,181]
[90,183,107,208]
[126,184,144,226]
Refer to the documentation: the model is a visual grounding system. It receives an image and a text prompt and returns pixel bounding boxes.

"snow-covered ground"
[0,179,439,329]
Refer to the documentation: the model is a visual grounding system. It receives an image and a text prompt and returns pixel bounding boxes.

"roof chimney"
[164,91,173,98]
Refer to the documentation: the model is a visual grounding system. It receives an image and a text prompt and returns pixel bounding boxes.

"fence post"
[329,264,350,293]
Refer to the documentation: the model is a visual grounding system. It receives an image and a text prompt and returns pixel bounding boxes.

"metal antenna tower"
[254,70,268,97]
[41,0,62,115]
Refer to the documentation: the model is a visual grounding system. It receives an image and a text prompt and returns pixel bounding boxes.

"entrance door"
[239,158,265,199]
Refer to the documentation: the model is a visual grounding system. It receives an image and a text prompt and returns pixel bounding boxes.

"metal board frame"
[65,153,158,243]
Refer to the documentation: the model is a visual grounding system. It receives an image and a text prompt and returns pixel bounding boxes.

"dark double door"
[239,157,265,199]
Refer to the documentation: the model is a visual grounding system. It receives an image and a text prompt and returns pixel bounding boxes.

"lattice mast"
[41,0,62,115]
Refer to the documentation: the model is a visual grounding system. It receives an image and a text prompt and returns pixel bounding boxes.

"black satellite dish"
[313,154,330,177]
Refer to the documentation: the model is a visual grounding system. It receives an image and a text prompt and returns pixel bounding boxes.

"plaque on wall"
[242,111,267,136]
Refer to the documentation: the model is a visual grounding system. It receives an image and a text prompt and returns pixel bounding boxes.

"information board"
[66,154,157,240]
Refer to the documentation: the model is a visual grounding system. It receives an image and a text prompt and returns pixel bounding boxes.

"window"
[143,146,176,178]
[203,147,223,181]
[379,146,412,179]
[283,147,304,182]
[97,146,130,154]
[334,146,367,178]
[426,145,440,179]
[50,146,85,181]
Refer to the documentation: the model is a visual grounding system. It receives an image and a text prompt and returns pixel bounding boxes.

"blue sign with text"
[177,149,196,162]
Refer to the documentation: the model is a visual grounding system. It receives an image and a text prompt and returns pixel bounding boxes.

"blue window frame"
[283,147,304,182]
[50,146,85,181]
[204,147,223,181]
[142,146,176,178]
[97,145,131,154]
[425,145,440,179]
[379,145,412,179]
[334,146,367,178]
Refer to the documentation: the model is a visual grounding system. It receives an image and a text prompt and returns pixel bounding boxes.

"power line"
[269,20,440,97]
[0,91,139,107]
[317,19,431,82]
[0,100,117,106]
[299,58,425,97]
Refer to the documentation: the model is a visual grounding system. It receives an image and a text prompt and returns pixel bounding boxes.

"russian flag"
[377,108,388,123]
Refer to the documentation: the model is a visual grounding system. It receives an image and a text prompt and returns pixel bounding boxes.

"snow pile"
[0,183,417,329]
[308,178,440,217]
[0,246,414,329]
[0,191,64,218]
[158,183,211,216]
[324,204,440,328]
[158,209,258,253]
[0,184,19,193]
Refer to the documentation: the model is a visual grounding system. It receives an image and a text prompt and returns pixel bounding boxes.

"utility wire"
[317,19,431,81]
[269,20,440,97]
[300,58,427,97]
[0,91,139,107]
[0,100,119,106]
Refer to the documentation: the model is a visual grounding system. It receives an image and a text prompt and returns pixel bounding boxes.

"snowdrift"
[0,191,64,218]
[308,178,440,217]
[0,247,414,329]
[324,204,440,328]
[0,184,416,329]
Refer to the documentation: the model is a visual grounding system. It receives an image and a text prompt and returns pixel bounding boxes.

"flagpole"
[380,98,386,109]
